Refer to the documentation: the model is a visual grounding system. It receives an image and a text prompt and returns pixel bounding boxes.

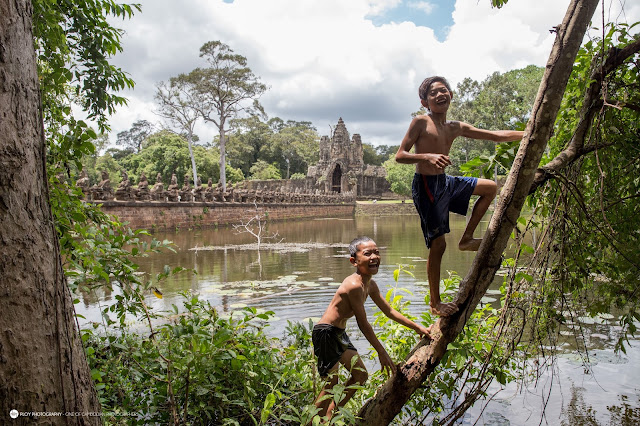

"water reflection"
[75,215,486,326]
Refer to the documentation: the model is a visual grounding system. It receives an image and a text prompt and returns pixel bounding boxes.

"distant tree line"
[85,64,543,194]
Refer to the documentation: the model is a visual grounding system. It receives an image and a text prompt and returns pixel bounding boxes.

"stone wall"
[95,201,355,231]
[355,201,416,216]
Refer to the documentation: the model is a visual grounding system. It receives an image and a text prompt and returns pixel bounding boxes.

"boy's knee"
[430,237,446,253]
[488,181,497,197]
[477,179,498,199]
[354,369,368,384]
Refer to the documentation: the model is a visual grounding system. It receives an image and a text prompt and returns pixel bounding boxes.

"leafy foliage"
[83,262,521,425]
[457,24,640,425]
[86,297,317,425]
[525,22,640,352]
[249,160,282,180]
[383,155,415,198]
[449,66,543,176]
[34,0,138,138]
[348,267,520,425]
[226,116,320,179]
[121,130,220,186]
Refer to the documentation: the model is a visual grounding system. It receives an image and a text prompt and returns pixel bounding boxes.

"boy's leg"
[428,235,458,316]
[314,363,340,418]
[323,349,368,420]
[459,178,497,251]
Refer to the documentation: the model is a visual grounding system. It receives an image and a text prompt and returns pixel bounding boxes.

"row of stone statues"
[76,170,355,204]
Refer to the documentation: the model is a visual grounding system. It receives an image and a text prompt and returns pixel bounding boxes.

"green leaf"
[261,393,276,423]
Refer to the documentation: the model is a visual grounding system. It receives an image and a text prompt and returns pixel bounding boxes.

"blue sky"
[368,1,455,41]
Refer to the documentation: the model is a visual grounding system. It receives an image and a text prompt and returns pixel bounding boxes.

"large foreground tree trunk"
[0,0,100,423]
[356,0,600,424]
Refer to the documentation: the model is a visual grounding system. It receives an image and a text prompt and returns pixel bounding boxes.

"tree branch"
[529,35,640,194]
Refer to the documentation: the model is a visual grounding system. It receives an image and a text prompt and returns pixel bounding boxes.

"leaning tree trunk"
[0,0,101,423]
[356,0,600,424]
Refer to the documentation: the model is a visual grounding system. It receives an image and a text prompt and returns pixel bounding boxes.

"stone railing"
[76,170,356,205]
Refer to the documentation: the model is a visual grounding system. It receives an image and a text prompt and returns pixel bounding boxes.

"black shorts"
[412,173,477,248]
[312,323,357,377]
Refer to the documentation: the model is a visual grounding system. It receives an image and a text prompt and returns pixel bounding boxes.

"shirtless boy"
[312,236,431,421]
[396,76,524,317]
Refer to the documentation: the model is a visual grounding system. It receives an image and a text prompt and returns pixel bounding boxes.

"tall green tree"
[226,115,274,177]
[226,116,319,179]
[262,120,319,178]
[446,66,544,175]
[188,40,268,190]
[155,76,202,187]
[363,143,382,165]
[121,130,220,185]
[382,156,414,199]
[116,119,154,153]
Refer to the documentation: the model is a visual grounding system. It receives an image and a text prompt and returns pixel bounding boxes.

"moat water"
[74,213,639,425]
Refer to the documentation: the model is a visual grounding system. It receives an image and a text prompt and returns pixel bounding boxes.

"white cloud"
[104,0,640,148]
[366,0,403,16]
[408,1,436,15]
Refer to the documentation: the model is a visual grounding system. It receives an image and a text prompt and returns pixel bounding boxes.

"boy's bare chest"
[415,131,454,154]
[416,119,457,154]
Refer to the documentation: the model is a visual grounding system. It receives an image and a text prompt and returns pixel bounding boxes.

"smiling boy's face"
[422,81,452,113]
[350,240,381,275]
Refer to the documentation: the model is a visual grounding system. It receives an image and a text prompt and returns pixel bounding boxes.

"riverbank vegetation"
[84,265,516,425]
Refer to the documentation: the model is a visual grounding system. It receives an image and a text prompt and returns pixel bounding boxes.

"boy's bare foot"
[430,301,459,316]
[459,237,482,251]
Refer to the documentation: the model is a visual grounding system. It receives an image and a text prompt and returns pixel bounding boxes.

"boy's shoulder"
[339,273,367,295]
[411,113,431,124]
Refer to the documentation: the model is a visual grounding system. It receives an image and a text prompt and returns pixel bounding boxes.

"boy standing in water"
[396,76,524,317]
[312,236,431,421]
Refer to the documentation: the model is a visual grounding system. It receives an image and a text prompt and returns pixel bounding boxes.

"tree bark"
[356,0,600,424]
[0,0,101,423]
[220,126,227,191]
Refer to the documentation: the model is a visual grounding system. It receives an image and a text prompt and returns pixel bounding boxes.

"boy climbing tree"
[311,236,431,421]
[396,76,524,316]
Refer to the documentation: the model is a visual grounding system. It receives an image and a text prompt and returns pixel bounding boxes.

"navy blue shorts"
[412,173,478,248]
[312,323,357,377]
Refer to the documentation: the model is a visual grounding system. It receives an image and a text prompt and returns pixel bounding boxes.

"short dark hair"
[418,76,452,100]
[349,236,374,258]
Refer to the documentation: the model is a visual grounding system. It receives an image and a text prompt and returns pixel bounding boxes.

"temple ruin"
[307,117,390,197]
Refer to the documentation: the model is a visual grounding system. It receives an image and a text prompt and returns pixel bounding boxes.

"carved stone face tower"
[308,118,365,195]
[307,117,389,198]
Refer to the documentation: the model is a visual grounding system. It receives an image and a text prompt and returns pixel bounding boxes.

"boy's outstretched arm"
[349,285,396,375]
[369,281,431,338]
[459,122,525,143]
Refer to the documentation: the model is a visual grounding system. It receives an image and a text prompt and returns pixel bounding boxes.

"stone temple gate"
[307,118,390,197]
